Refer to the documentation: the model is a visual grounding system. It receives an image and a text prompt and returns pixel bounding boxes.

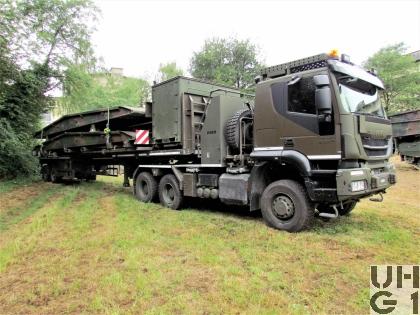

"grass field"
[0,157,419,314]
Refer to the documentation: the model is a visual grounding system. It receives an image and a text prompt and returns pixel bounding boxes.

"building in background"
[410,50,420,62]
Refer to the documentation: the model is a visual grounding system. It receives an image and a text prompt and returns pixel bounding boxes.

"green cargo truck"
[35,51,396,232]
[390,110,420,167]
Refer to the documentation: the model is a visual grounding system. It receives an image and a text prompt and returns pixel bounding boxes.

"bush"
[0,119,39,178]
[0,56,50,178]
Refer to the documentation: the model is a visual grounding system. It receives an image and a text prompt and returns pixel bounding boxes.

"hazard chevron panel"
[134,130,150,145]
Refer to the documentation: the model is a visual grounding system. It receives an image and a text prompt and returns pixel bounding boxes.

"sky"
[92,0,420,80]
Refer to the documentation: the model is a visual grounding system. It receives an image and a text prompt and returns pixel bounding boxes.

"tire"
[135,172,158,203]
[158,174,183,210]
[317,201,358,216]
[85,174,97,182]
[224,109,252,150]
[50,170,62,184]
[261,179,314,232]
[41,165,51,182]
[338,201,357,216]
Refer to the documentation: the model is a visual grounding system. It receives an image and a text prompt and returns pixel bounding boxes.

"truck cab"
[249,51,396,230]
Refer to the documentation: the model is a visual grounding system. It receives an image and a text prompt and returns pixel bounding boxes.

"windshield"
[336,74,386,118]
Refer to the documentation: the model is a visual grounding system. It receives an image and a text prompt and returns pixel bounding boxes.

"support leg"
[123,169,130,187]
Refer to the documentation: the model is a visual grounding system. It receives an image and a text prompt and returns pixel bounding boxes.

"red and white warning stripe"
[134,129,150,145]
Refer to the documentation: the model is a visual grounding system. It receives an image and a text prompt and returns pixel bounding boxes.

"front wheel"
[261,179,314,232]
[158,174,183,210]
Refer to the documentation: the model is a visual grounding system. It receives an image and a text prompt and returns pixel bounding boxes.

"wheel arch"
[249,154,312,211]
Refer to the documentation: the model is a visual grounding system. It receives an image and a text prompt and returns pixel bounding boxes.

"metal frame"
[261,53,331,79]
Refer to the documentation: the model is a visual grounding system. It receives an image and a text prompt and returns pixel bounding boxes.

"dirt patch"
[184,271,215,294]
[0,247,68,312]
[0,182,52,214]
[0,159,419,314]
[0,191,118,314]
[390,156,420,196]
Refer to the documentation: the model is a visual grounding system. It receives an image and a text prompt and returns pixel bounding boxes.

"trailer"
[35,51,396,232]
[389,109,420,167]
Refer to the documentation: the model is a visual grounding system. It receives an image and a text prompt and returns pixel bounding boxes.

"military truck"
[35,51,396,232]
[389,109,420,167]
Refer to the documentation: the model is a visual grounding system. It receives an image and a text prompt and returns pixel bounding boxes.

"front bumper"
[336,162,396,201]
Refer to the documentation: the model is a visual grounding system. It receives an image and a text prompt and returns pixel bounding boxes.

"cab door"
[254,70,339,158]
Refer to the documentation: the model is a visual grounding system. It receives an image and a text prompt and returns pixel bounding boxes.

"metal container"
[151,76,240,153]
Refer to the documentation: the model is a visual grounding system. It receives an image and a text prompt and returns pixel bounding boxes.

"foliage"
[58,65,150,115]
[0,0,98,178]
[364,43,419,114]
[190,37,263,91]
[0,60,52,177]
[157,62,183,83]
[8,0,98,72]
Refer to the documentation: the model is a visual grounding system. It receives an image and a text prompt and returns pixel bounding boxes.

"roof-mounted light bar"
[259,50,353,81]
[259,53,330,80]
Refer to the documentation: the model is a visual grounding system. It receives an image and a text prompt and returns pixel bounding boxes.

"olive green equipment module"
[35,51,397,232]
[389,110,420,167]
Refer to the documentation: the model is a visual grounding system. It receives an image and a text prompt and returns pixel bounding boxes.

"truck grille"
[364,148,387,156]
[362,137,388,146]
[291,60,327,73]
[361,136,389,157]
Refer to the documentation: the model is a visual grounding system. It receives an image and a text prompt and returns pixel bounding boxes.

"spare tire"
[224,109,252,150]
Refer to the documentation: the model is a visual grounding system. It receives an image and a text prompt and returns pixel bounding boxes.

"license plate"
[351,180,366,192]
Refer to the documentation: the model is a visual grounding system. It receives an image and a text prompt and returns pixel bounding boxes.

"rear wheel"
[261,179,314,232]
[85,174,97,182]
[41,165,51,182]
[135,172,158,203]
[338,201,357,216]
[159,174,183,210]
[50,170,62,184]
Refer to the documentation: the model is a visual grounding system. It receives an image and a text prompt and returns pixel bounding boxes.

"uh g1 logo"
[370,265,419,314]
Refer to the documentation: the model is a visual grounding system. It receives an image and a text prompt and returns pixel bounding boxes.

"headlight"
[351,170,364,176]
[351,180,366,192]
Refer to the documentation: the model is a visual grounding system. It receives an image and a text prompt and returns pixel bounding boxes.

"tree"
[0,0,98,178]
[0,50,50,177]
[157,62,183,82]
[364,43,419,114]
[8,0,98,71]
[58,65,150,115]
[190,37,263,91]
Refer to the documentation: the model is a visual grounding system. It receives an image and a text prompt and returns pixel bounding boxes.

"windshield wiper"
[355,100,368,111]
[354,101,375,116]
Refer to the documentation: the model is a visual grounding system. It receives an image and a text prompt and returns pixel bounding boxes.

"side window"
[287,77,316,114]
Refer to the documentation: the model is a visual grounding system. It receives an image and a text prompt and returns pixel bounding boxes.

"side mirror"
[313,75,332,112]
[313,74,330,86]
[315,87,332,111]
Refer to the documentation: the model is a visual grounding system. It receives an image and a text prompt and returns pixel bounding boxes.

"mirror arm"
[288,76,301,86]
[318,113,332,123]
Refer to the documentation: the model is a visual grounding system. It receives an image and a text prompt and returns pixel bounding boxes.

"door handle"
[284,139,294,147]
